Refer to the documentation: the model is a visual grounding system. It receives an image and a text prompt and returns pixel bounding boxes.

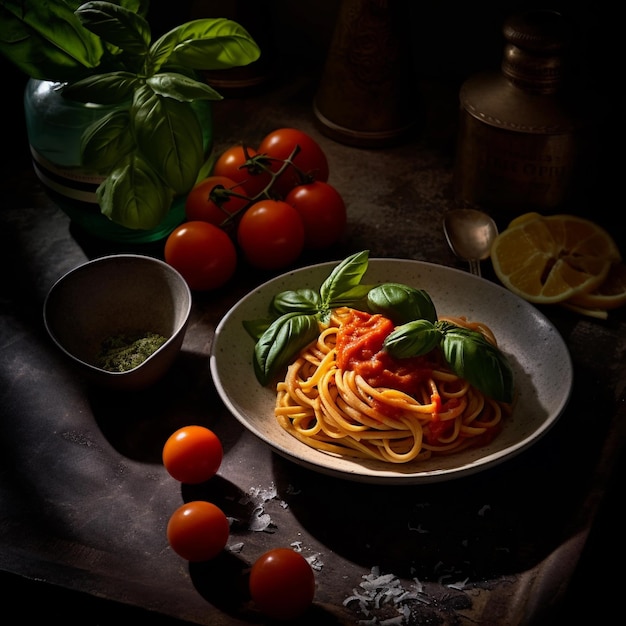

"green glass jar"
[24,79,212,243]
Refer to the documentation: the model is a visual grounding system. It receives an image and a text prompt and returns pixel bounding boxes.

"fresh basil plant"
[0,1,261,230]
[244,250,514,403]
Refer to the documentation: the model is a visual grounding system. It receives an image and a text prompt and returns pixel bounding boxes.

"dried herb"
[96,331,167,372]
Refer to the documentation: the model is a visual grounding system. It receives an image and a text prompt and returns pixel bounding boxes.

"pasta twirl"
[275,308,512,464]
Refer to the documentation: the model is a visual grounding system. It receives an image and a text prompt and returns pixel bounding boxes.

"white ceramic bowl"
[210,258,573,484]
[44,254,192,390]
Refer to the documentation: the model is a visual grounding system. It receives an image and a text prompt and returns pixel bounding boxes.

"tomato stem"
[214,144,306,228]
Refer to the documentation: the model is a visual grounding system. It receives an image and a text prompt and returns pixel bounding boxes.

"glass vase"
[24,78,212,244]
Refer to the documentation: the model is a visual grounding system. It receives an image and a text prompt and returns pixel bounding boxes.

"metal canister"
[453,10,593,217]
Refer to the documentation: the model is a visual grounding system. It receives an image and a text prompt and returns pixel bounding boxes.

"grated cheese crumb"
[344,567,432,625]
[307,554,324,571]
[226,542,244,553]
[446,577,469,590]
[238,483,281,532]
[408,522,429,533]
[248,506,273,532]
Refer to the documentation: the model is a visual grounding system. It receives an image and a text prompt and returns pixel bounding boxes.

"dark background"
[4,0,622,191]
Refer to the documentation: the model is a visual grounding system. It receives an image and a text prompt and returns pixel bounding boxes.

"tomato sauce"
[334,310,500,447]
[335,310,435,398]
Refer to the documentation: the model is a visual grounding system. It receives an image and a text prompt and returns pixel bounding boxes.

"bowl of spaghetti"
[210,255,573,484]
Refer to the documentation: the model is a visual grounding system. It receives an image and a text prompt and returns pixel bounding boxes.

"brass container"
[313,0,416,148]
[453,10,593,217]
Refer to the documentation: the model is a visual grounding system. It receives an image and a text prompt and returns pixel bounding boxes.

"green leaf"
[438,323,514,403]
[368,283,437,324]
[75,1,150,55]
[117,0,149,16]
[146,72,223,102]
[132,83,203,194]
[81,108,134,170]
[62,70,138,103]
[0,0,105,82]
[149,18,260,73]
[254,313,320,386]
[383,320,442,358]
[97,153,172,229]
[326,284,373,308]
[320,250,370,308]
[242,319,272,342]
[270,289,321,316]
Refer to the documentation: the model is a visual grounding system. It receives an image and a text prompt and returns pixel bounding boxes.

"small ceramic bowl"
[43,254,192,390]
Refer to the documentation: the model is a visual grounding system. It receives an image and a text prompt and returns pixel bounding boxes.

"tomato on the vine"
[237,199,305,270]
[167,501,229,562]
[164,221,237,291]
[249,548,315,620]
[162,425,223,484]
[185,175,249,226]
[285,181,347,249]
[258,128,329,197]
[212,144,271,198]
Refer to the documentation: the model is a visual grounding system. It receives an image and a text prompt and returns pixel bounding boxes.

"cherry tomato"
[162,425,223,484]
[258,128,329,197]
[164,221,237,291]
[249,548,315,620]
[167,501,230,562]
[185,175,249,226]
[237,199,305,270]
[212,144,271,198]
[285,181,347,249]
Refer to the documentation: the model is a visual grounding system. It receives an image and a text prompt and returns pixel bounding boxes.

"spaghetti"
[275,307,512,463]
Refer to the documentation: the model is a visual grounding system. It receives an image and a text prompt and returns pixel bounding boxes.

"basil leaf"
[326,284,373,309]
[97,153,172,229]
[63,71,138,103]
[368,283,437,324]
[242,319,272,341]
[254,313,320,386]
[150,18,261,73]
[81,108,134,170]
[383,320,442,358]
[271,289,321,315]
[319,250,369,308]
[147,72,223,102]
[439,325,514,403]
[75,1,150,55]
[0,0,105,82]
[132,84,203,194]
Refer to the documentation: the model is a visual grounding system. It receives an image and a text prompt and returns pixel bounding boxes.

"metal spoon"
[443,208,499,277]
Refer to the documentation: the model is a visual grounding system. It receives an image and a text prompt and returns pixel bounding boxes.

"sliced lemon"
[568,262,626,310]
[561,302,609,320]
[491,214,621,304]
